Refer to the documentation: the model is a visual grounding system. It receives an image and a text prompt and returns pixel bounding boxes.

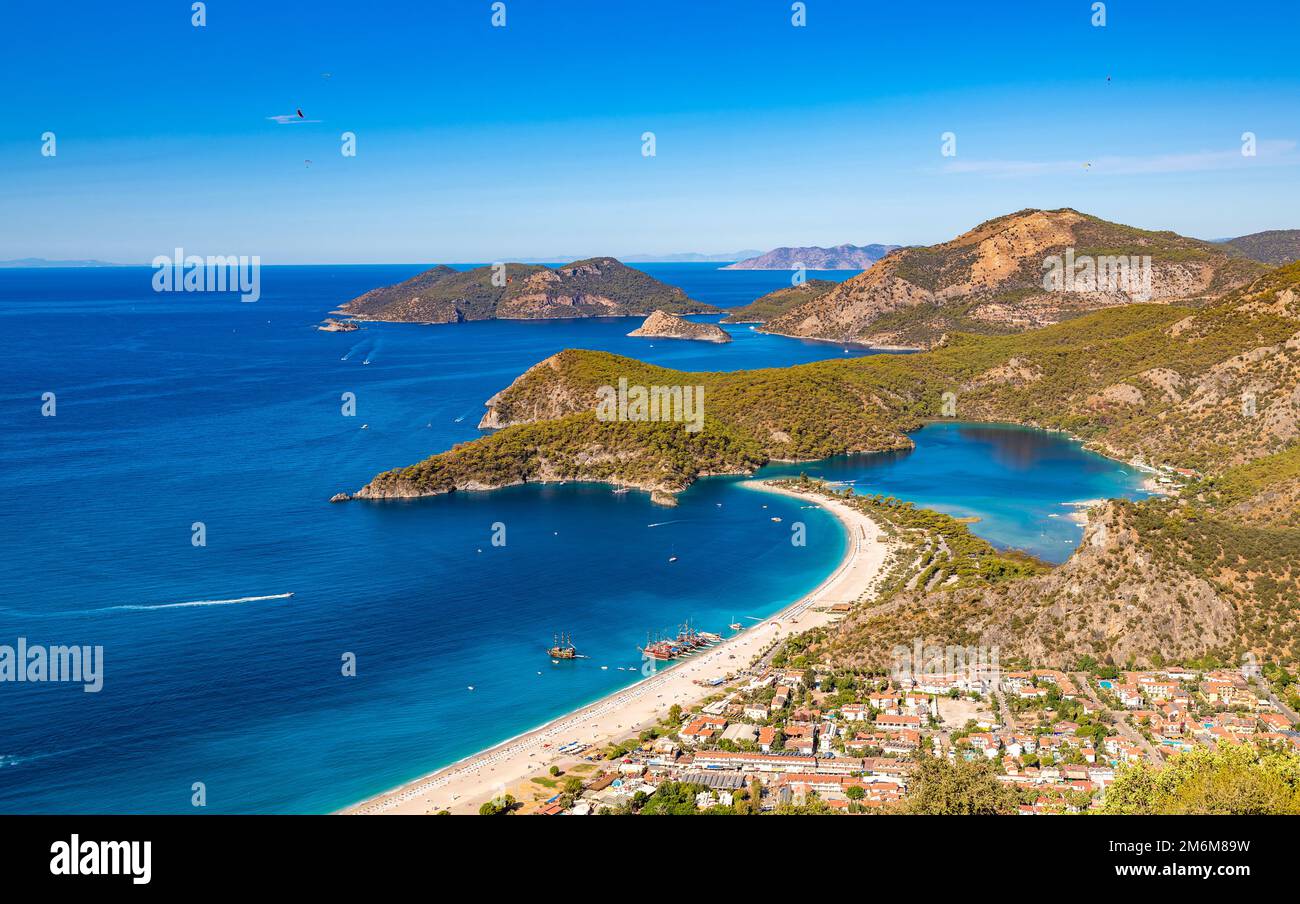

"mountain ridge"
[761,208,1265,349]
[722,243,899,270]
[335,257,718,323]
[1225,229,1300,266]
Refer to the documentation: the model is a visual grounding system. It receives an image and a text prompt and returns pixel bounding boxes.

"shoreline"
[756,324,921,352]
[341,479,890,815]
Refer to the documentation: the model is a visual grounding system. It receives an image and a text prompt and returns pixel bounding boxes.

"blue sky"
[2,0,1298,263]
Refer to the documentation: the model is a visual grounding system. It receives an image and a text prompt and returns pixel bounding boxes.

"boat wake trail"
[0,593,294,617]
[646,520,688,528]
[105,593,294,611]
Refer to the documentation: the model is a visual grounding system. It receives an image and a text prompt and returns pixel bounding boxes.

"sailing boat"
[547,632,578,660]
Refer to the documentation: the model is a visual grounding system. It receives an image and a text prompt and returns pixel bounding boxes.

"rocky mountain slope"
[720,280,838,323]
[762,209,1265,349]
[1226,229,1300,266]
[816,489,1243,671]
[335,257,716,323]
[722,243,899,270]
[627,310,730,343]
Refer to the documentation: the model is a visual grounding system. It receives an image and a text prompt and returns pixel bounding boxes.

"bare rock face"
[762,208,1263,349]
[627,310,731,343]
[352,476,430,500]
[650,489,680,507]
[1087,383,1146,409]
[476,353,592,429]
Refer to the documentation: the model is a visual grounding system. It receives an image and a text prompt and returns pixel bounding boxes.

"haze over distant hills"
[0,257,119,268]
[723,243,901,271]
[512,251,763,264]
[624,250,763,263]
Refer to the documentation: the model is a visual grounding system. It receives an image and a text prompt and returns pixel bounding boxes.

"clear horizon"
[2,1,1298,263]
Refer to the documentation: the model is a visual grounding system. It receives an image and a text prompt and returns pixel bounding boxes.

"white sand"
[342,480,889,815]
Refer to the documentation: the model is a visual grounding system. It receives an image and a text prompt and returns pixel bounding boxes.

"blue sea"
[0,263,1148,813]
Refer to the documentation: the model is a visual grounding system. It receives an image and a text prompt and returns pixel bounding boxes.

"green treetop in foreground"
[1102,742,1300,815]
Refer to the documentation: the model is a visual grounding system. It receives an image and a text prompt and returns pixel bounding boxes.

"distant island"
[627,310,730,343]
[509,250,763,263]
[621,250,763,263]
[0,257,119,268]
[722,243,900,270]
[334,257,718,324]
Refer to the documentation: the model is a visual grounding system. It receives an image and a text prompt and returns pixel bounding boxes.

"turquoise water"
[0,264,1146,813]
[760,422,1150,563]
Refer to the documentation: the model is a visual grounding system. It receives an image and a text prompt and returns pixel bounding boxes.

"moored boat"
[547,632,578,660]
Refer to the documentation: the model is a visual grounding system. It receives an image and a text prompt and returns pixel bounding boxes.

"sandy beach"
[342,480,890,815]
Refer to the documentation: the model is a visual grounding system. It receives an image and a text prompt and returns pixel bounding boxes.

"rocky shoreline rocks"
[627,310,731,343]
[317,318,360,332]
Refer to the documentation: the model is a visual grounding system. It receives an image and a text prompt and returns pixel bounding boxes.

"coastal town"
[344,478,1300,817]
[482,657,1300,816]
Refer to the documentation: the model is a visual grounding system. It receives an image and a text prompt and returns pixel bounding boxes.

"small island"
[334,257,718,325]
[627,310,731,343]
[317,318,360,332]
